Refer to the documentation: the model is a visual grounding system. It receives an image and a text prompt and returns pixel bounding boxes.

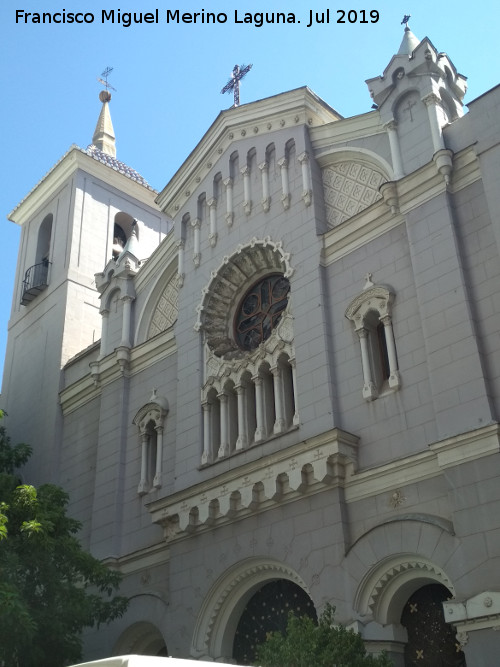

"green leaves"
[0,412,128,666]
[254,603,393,667]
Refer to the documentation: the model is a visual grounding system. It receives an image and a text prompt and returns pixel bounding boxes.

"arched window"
[345,277,400,400]
[36,213,53,265]
[234,274,290,351]
[133,390,169,495]
[112,212,136,260]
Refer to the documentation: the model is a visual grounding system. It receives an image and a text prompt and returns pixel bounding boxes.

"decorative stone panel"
[147,277,179,339]
[322,161,385,227]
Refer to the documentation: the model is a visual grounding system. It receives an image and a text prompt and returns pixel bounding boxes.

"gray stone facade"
[2,28,500,666]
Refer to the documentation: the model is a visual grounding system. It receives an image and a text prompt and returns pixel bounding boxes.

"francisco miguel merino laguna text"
[15,8,380,27]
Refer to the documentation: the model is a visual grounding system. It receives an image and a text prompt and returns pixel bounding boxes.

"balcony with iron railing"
[21,259,50,305]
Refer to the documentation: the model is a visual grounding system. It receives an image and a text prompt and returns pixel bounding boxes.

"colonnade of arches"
[201,353,297,464]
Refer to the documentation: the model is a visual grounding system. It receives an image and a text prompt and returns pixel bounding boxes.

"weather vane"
[401,14,411,28]
[221,64,252,107]
[97,66,117,93]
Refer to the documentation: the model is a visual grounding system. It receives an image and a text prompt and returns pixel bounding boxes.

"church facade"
[2,27,500,666]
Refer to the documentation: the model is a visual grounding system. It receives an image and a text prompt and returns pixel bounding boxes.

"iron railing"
[21,259,50,305]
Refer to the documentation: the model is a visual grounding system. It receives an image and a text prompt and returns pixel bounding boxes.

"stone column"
[99,308,110,359]
[207,197,217,247]
[217,392,229,458]
[259,161,270,212]
[358,328,377,400]
[380,315,401,389]
[120,295,134,348]
[278,157,290,209]
[383,120,404,180]
[177,239,185,286]
[271,365,286,434]
[201,401,212,465]
[138,433,149,495]
[192,218,201,267]
[235,384,247,450]
[298,151,312,205]
[289,357,300,426]
[153,426,163,488]
[422,93,445,153]
[241,164,252,215]
[253,375,266,443]
[224,177,234,226]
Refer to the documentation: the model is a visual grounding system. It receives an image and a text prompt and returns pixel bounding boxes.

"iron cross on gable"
[401,14,411,27]
[221,63,253,107]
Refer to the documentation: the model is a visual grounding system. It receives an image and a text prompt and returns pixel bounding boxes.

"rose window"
[234,274,290,351]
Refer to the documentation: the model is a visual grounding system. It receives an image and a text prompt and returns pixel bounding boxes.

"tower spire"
[92,68,116,157]
[397,15,420,55]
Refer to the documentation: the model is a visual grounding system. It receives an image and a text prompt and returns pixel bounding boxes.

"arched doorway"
[191,558,315,662]
[232,579,317,665]
[401,584,466,666]
[114,621,168,657]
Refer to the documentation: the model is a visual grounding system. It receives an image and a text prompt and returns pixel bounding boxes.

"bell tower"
[1,86,169,483]
[366,17,467,180]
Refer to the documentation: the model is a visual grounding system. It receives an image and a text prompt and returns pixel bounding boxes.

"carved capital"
[302,189,312,206]
[422,92,441,107]
[223,177,233,188]
[278,157,288,169]
[207,197,217,209]
[383,119,398,132]
[240,165,251,176]
[297,151,309,164]
[258,161,268,172]
[192,217,201,230]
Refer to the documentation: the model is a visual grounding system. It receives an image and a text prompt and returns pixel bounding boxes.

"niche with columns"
[345,275,401,401]
[133,390,169,495]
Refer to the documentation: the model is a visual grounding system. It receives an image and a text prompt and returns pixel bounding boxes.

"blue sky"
[0,0,498,386]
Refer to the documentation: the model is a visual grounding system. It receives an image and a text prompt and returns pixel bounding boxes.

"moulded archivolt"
[194,237,294,358]
[191,558,311,660]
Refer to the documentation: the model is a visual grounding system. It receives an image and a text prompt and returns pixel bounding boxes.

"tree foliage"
[254,604,393,667]
[0,411,128,667]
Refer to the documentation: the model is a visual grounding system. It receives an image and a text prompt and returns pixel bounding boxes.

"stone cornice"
[147,428,359,542]
[321,145,481,265]
[59,328,177,415]
[311,110,385,153]
[429,422,500,469]
[156,88,342,217]
[322,201,405,265]
[146,423,499,544]
[9,147,159,226]
[103,541,170,575]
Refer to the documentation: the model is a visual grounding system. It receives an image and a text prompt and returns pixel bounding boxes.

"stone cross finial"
[363,273,374,290]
